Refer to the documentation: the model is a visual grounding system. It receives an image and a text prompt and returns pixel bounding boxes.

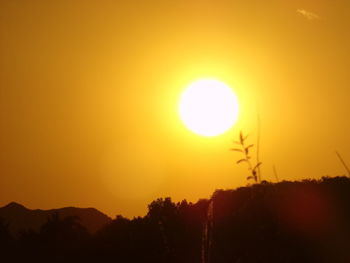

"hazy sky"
[1,0,349,217]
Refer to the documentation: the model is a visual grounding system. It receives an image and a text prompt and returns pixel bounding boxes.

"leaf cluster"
[231,131,262,183]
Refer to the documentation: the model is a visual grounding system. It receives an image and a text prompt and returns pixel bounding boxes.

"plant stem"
[273,165,279,182]
[336,150,350,177]
[256,115,261,183]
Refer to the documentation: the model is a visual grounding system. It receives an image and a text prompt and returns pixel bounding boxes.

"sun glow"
[179,79,239,136]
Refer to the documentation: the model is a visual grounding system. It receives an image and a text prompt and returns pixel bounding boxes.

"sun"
[179,79,239,136]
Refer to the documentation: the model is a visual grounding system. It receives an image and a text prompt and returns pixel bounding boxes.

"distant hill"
[0,202,111,235]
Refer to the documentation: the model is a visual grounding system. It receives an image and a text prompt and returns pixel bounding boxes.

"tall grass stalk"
[336,150,350,177]
[256,115,262,182]
[273,165,279,182]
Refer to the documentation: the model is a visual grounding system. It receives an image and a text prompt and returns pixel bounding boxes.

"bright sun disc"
[179,79,239,136]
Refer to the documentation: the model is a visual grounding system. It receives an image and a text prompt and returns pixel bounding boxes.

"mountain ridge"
[0,202,112,235]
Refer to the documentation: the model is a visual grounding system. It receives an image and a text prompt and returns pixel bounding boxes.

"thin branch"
[335,150,350,177]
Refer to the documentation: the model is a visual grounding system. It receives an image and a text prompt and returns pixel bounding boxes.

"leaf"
[252,162,262,171]
[236,159,248,164]
[239,131,246,144]
[234,141,241,145]
[230,148,243,152]
[247,176,254,180]
[245,144,254,154]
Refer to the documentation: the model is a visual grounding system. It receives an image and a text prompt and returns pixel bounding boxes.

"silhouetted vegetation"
[231,131,262,183]
[2,177,350,262]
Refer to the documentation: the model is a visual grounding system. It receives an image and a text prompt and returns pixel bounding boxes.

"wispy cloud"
[297,9,320,20]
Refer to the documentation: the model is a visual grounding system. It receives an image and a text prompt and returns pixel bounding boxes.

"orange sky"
[1,0,350,217]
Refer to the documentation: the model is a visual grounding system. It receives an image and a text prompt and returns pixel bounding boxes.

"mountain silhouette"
[0,202,111,235]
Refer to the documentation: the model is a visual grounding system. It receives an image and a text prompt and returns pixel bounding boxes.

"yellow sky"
[1,0,350,217]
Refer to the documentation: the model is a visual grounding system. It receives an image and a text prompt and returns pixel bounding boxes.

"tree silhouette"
[0,217,13,260]
[17,212,89,262]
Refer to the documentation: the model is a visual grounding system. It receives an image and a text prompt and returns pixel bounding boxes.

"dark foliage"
[211,177,350,263]
[1,177,350,262]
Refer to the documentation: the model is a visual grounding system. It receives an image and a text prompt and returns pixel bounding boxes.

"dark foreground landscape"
[1,176,350,263]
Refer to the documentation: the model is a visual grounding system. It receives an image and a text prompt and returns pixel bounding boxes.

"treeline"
[1,176,350,263]
[0,198,209,262]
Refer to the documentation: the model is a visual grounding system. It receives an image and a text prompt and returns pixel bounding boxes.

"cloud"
[297,9,320,20]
